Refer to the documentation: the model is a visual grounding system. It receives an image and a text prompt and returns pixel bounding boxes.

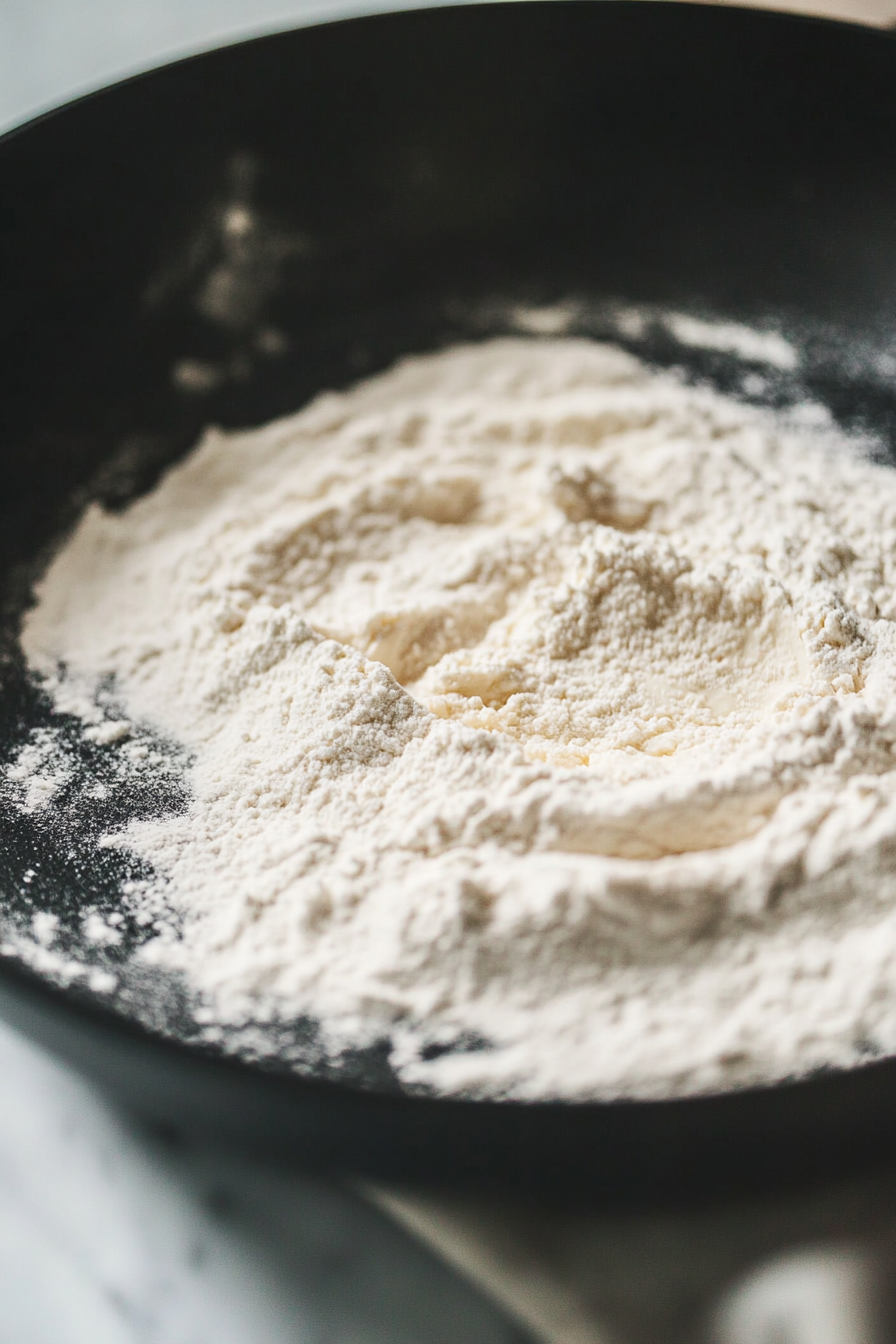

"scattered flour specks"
[16,336,896,1099]
[4,729,73,815]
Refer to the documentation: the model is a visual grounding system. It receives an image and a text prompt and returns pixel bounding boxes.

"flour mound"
[19,337,896,1099]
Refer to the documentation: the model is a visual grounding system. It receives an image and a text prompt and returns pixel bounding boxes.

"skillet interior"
[2,0,896,1197]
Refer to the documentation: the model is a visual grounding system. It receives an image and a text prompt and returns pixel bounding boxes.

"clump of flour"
[18,336,896,1099]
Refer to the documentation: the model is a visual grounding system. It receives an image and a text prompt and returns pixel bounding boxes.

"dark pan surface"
[3,0,896,1198]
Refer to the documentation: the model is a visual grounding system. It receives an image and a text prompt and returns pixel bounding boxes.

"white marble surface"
[0,1018,531,1344]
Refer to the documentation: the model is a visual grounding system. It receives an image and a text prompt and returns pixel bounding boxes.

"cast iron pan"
[2,0,896,1201]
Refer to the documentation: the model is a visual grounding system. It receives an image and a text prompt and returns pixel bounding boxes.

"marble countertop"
[3,5,896,1341]
[0,1018,531,1344]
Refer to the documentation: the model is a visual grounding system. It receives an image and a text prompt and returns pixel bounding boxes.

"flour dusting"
[15,336,896,1099]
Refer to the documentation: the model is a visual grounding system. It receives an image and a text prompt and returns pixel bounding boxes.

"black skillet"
[2,0,896,1201]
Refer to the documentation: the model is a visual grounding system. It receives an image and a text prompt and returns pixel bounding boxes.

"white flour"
[17,336,896,1099]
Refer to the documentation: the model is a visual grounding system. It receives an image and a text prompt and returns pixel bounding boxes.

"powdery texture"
[19,337,896,1099]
